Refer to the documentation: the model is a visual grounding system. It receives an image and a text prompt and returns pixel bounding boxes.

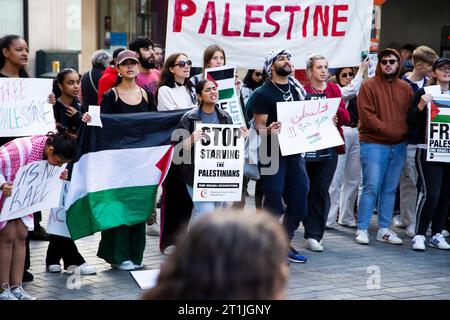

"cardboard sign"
[47,181,71,238]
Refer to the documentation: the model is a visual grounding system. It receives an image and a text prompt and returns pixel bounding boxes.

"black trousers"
[46,234,85,269]
[415,149,450,236]
[303,157,338,241]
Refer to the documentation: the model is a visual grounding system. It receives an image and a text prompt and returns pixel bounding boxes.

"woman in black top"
[83,50,156,271]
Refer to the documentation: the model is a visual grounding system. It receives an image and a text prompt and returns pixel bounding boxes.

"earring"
[118,73,122,77]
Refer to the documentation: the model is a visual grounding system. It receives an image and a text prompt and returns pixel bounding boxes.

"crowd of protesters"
[1,32,450,300]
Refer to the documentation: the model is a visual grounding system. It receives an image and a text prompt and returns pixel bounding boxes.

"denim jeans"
[357,142,407,230]
[185,185,228,227]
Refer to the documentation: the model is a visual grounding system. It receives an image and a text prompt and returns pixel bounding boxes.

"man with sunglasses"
[355,48,414,246]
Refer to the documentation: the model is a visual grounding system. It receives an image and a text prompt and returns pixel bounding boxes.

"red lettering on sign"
[313,5,329,36]
[173,0,196,32]
[198,1,217,34]
[302,7,310,37]
[285,6,301,40]
[243,5,264,37]
[222,3,241,37]
[264,5,281,38]
[332,5,348,36]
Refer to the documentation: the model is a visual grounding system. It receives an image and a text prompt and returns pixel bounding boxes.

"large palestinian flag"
[65,110,186,240]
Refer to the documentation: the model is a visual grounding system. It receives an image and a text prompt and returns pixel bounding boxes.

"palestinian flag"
[65,110,186,240]
[431,100,450,123]
[205,66,236,100]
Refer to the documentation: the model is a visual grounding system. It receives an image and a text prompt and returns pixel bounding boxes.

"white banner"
[277,98,344,156]
[166,0,372,69]
[205,65,245,125]
[0,161,66,222]
[427,95,450,163]
[0,78,55,137]
[47,181,71,238]
[193,123,244,202]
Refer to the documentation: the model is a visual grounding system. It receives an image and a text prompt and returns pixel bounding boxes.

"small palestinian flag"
[65,110,186,240]
[430,100,450,123]
[205,66,236,100]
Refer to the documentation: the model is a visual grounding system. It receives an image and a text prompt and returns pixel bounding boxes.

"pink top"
[0,135,48,230]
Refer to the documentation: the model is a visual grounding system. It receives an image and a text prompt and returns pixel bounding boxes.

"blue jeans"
[185,185,228,227]
[357,142,407,230]
[260,154,309,241]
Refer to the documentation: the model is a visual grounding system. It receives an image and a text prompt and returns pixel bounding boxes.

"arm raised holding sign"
[0,125,77,300]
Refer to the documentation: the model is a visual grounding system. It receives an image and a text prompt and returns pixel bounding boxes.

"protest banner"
[205,65,245,125]
[166,0,372,69]
[193,123,244,202]
[0,161,66,222]
[427,94,450,162]
[277,98,344,156]
[47,181,71,238]
[0,78,55,137]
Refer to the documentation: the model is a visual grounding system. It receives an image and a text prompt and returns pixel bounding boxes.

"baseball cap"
[117,50,139,65]
[432,57,450,71]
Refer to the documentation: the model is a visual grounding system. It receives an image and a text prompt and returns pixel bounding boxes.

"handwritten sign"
[205,65,245,125]
[193,123,244,202]
[0,161,66,222]
[277,98,344,156]
[166,0,372,69]
[0,78,55,137]
[47,181,71,238]
[427,95,450,162]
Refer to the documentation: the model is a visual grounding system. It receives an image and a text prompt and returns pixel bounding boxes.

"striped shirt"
[0,135,48,230]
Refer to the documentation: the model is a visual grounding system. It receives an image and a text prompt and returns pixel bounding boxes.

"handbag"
[244,119,260,180]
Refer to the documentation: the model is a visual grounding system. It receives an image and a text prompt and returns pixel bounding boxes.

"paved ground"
[27,181,450,300]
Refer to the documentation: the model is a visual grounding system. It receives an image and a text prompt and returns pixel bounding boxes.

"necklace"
[272,81,293,101]
[0,68,17,78]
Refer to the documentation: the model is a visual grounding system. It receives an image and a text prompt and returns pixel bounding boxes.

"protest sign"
[166,0,372,69]
[0,161,66,222]
[47,181,71,238]
[277,98,344,156]
[193,123,244,202]
[0,78,55,137]
[205,65,245,125]
[427,95,450,162]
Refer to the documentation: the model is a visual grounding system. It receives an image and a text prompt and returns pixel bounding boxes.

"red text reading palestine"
[173,0,348,40]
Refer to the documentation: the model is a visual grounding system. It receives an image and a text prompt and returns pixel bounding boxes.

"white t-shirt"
[157,85,196,111]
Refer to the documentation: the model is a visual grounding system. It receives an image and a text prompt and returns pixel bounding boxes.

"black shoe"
[31,226,50,241]
[22,270,34,282]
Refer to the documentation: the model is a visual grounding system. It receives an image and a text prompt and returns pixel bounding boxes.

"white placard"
[193,123,244,202]
[204,65,245,125]
[0,161,66,222]
[166,0,373,69]
[424,85,441,96]
[426,95,450,162]
[47,181,71,238]
[277,98,344,156]
[0,78,55,136]
[87,105,103,127]
[131,269,160,290]
[368,54,378,78]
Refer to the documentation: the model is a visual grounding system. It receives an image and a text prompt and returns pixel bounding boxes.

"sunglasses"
[254,72,262,77]
[341,72,354,78]
[380,59,398,65]
[174,60,192,68]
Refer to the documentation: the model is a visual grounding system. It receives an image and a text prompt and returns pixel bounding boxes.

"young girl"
[45,69,96,276]
[0,126,77,300]
[302,54,350,252]
[190,44,226,85]
[83,50,156,271]
[176,80,247,226]
[156,53,196,111]
[408,57,450,251]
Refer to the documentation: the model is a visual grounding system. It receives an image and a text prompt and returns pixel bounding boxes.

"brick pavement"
[26,181,450,300]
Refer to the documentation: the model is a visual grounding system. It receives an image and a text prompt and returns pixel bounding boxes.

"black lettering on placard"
[201,127,211,146]
[200,126,241,147]
[440,123,449,140]
[430,123,439,139]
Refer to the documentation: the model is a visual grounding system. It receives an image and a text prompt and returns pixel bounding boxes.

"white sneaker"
[10,285,36,300]
[412,235,426,251]
[441,229,450,238]
[392,215,405,228]
[146,222,160,236]
[429,233,450,250]
[306,238,324,252]
[162,245,176,255]
[134,263,144,269]
[111,260,135,271]
[406,224,416,237]
[67,263,97,275]
[0,284,18,300]
[376,228,403,245]
[355,229,369,244]
[47,264,62,273]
